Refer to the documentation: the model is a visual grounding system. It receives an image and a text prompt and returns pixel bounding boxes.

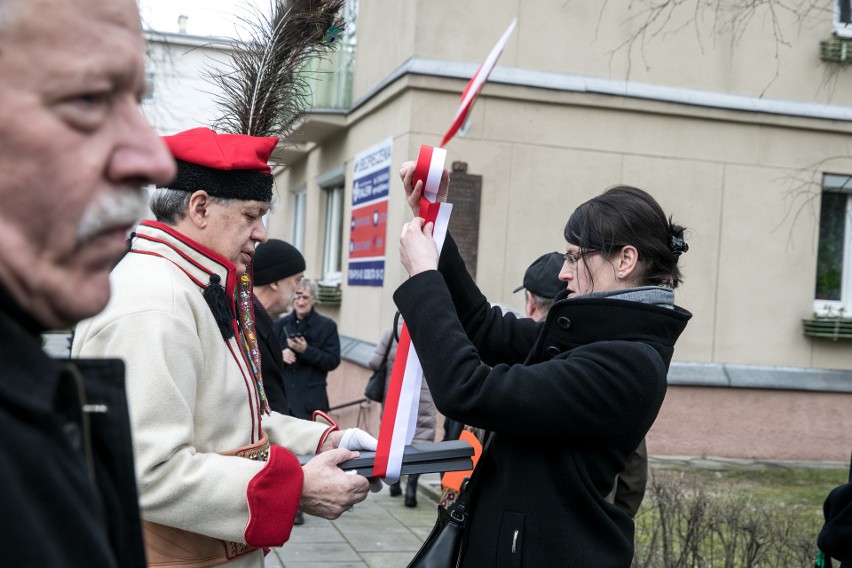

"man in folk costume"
[73,127,377,567]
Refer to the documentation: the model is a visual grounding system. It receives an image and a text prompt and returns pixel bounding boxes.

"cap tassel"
[204,274,234,339]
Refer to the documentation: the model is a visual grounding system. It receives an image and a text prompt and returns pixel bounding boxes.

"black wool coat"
[393,235,691,568]
[0,288,145,567]
[274,308,341,420]
[819,480,852,567]
[253,298,289,415]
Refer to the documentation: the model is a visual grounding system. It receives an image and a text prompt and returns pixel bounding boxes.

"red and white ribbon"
[373,23,515,479]
[439,19,517,148]
[373,145,453,481]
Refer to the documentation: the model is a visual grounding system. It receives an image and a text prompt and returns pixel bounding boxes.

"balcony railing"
[300,42,354,110]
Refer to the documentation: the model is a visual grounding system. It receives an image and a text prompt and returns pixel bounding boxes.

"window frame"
[321,183,344,282]
[835,0,852,38]
[814,173,852,316]
[291,186,306,253]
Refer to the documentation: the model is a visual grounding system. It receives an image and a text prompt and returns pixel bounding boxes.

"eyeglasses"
[563,250,599,267]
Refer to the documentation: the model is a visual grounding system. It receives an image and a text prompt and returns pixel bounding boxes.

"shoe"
[404,474,418,508]
[293,511,304,525]
[389,481,402,497]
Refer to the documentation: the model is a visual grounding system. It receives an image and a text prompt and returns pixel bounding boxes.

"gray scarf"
[583,286,674,310]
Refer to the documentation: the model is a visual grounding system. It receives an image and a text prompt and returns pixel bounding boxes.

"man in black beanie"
[252,239,306,415]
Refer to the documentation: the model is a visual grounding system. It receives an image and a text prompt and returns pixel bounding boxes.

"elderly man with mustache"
[0,0,176,565]
[73,127,376,567]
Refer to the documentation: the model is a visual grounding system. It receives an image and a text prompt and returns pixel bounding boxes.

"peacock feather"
[207,0,345,140]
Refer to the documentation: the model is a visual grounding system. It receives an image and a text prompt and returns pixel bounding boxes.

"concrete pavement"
[264,474,442,568]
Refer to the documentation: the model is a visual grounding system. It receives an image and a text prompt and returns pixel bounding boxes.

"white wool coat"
[74,221,328,567]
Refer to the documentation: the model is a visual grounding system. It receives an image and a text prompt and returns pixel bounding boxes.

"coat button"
[546,346,561,357]
[557,317,572,329]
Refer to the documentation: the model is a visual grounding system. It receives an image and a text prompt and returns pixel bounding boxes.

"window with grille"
[814,174,852,314]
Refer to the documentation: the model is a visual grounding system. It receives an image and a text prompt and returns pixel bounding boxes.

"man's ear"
[524,290,536,319]
[187,190,211,229]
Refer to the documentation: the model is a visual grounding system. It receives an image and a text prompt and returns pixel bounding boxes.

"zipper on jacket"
[67,363,97,483]
[512,529,518,555]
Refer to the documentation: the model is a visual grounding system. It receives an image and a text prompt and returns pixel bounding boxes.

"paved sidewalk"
[264,474,442,568]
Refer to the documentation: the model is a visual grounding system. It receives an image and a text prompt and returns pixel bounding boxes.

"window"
[143,72,155,101]
[322,184,344,281]
[814,174,852,314]
[291,188,306,252]
[836,0,852,38]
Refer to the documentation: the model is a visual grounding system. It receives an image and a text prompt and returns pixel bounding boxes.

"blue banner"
[347,259,385,287]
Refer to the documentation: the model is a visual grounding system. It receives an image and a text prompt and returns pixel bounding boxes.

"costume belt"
[142,435,271,567]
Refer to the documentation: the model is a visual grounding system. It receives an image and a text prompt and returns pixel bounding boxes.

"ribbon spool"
[413,145,447,204]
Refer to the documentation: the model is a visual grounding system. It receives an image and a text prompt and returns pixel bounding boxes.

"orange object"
[441,429,482,491]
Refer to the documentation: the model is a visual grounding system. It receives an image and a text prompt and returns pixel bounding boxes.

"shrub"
[632,471,823,567]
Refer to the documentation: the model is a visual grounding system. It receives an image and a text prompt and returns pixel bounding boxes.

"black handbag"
[407,437,488,568]
[364,335,392,402]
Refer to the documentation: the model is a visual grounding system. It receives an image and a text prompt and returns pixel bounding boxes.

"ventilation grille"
[820,36,852,63]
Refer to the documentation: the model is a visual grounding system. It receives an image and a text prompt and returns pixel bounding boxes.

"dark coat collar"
[0,285,64,414]
[530,296,692,361]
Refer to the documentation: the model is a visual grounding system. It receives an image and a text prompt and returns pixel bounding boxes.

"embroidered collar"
[130,221,271,414]
[132,220,238,303]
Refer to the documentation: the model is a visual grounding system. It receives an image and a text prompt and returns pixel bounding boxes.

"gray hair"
[298,278,317,299]
[529,292,555,315]
[149,188,231,225]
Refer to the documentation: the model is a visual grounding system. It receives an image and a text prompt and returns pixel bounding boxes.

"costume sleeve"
[74,310,306,548]
[299,318,341,372]
[262,411,330,454]
[393,270,666,448]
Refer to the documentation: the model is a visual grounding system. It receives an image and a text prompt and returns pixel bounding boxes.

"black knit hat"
[513,252,565,299]
[252,239,305,286]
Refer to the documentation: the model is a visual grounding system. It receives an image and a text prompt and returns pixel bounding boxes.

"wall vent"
[821,36,852,63]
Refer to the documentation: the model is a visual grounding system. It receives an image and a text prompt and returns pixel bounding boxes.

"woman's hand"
[400,217,439,276]
[399,161,450,217]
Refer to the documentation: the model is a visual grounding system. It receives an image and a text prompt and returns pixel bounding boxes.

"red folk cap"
[163,128,278,173]
[161,128,280,202]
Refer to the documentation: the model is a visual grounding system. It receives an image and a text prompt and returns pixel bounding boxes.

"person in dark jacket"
[516,251,650,519]
[397,163,691,568]
[0,0,176,565]
[275,278,342,419]
[252,239,307,415]
[817,474,852,567]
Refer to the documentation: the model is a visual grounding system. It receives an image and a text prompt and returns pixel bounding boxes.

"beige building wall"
[263,0,852,460]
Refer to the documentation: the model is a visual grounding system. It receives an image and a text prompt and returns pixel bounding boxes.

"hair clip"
[670,235,688,256]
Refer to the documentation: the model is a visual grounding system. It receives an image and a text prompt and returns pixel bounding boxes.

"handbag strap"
[449,433,492,522]
[380,330,393,365]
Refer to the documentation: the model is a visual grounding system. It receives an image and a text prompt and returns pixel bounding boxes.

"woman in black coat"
[396,167,692,568]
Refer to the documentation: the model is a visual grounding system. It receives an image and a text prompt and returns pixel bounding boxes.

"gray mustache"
[76,189,149,245]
